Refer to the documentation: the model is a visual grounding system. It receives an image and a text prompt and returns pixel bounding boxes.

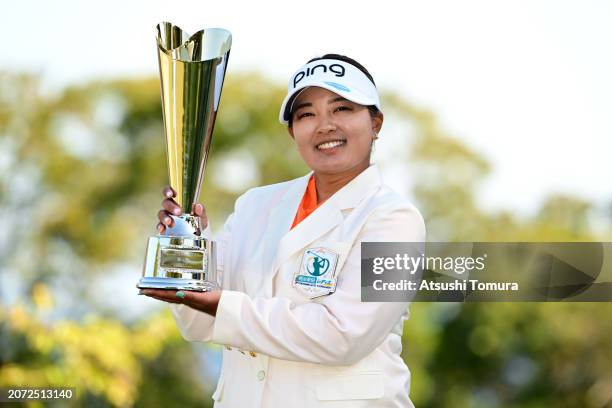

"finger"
[180,290,219,306]
[191,203,208,228]
[156,222,165,234]
[139,290,174,301]
[154,293,202,307]
[162,185,177,198]
[140,288,176,297]
[144,294,174,302]
[192,203,205,217]
[157,209,175,227]
[174,290,207,305]
[162,198,182,216]
[146,294,183,304]
[140,289,177,299]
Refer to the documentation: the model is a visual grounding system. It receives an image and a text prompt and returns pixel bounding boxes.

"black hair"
[287,53,381,127]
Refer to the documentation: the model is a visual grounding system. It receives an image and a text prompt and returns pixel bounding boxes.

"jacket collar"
[320,163,383,210]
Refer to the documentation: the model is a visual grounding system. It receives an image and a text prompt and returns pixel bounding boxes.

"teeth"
[317,140,345,150]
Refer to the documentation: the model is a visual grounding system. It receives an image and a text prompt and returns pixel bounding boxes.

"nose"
[315,111,337,134]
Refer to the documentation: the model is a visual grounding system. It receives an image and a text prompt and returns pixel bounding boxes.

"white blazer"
[169,164,426,407]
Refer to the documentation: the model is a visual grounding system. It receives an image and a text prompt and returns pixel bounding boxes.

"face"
[288,87,383,176]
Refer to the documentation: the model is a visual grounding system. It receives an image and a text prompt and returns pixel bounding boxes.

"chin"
[311,162,351,174]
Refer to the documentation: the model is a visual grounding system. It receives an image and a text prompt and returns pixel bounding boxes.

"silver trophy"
[138,22,232,291]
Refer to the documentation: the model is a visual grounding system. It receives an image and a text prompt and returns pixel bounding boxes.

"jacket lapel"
[255,165,383,296]
[273,199,343,275]
[249,173,310,295]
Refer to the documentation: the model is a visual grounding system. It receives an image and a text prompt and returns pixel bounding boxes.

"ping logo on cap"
[293,63,346,88]
[279,58,382,125]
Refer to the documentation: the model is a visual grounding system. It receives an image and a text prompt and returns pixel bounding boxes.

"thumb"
[192,203,208,228]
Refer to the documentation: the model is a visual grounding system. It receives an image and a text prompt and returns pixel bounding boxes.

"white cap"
[279,58,381,125]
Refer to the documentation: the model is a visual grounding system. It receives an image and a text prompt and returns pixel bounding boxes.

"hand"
[156,185,208,234]
[140,288,221,316]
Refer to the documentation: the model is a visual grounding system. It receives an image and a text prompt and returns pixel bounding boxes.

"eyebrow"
[293,96,350,113]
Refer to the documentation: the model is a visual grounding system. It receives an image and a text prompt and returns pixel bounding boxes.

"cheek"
[291,130,313,152]
[291,123,316,147]
[350,137,372,156]
[345,121,374,151]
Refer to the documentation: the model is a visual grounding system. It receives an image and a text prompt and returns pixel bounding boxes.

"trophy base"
[137,277,218,292]
[139,216,218,292]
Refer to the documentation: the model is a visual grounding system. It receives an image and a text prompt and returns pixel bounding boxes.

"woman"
[141,54,426,407]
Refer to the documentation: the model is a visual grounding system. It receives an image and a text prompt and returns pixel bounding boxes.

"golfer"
[141,54,426,407]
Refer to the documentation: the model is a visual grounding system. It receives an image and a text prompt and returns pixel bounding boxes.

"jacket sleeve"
[167,195,244,342]
[210,203,426,365]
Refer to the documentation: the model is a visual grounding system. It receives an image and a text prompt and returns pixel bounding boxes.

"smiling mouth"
[316,139,346,150]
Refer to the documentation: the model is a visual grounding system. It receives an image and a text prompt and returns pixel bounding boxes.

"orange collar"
[290,174,321,229]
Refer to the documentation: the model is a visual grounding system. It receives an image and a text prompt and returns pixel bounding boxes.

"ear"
[287,125,295,140]
[371,111,384,135]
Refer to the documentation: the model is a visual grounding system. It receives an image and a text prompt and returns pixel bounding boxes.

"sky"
[2,0,611,216]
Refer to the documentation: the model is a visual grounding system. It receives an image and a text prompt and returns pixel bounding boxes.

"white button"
[257,370,266,381]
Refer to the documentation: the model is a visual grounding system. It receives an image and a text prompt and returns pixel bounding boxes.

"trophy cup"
[138,22,232,292]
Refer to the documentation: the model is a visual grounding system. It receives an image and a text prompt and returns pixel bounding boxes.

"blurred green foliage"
[0,70,611,407]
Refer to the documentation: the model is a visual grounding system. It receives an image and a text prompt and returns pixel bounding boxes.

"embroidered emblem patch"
[293,247,339,298]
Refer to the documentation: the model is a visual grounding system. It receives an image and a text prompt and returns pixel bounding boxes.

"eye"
[334,105,352,113]
[296,111,314,119]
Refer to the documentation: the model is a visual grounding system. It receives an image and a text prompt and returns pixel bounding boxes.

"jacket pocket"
[212,375,225,402]
[315,371,384,401]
